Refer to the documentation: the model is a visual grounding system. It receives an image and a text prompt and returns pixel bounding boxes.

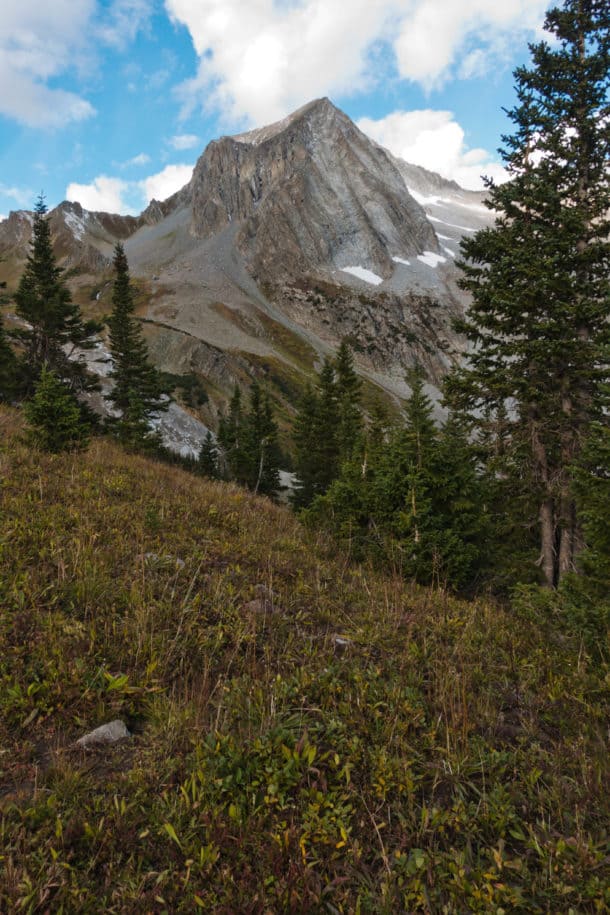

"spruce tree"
[291,383,319,509]
[0,311,19,403]
[447,0,610,588]
[334,340,363,461]
[14,196,98,395]
[107,243,168,446]
[243,382,281,496]
[24,367,90,453]
[218,383,281,496]
[198,431,220,479]
[218,386,248,481]
[292,358,341,508]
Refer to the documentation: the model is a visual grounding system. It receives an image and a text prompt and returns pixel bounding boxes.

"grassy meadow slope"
[0,406,608,912]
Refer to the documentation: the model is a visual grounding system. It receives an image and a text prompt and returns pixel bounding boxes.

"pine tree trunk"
[539,498,556,589]
[531,415,556,588]
[558,494,577,583]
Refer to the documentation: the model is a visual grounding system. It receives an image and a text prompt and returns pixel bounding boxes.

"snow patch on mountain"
[429,216,476,233]
[392,256,411,266]
[64,209,89,242]
[417,251,447,268]
[341,266,384,286]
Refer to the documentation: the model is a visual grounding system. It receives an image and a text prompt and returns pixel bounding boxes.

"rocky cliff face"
[190,98,438,284]
[0,98,493,408]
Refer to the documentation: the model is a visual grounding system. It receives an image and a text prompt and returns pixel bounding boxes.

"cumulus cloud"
[0,0,154,129]
[393,0,547,90]
[66,176,136,214]
[140,164,194,202]
[168,134,200,151]
[0,0,96,128]
[0,215,7,223]
[65,164,194,214]
[166,0,394,125]
[358,109,507,190]
[164,0,548,126]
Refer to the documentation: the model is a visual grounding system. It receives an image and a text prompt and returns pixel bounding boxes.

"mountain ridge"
[0,97,493,421]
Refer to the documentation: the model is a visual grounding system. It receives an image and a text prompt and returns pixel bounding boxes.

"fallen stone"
[76,720,131,747]
[332,635,354,653]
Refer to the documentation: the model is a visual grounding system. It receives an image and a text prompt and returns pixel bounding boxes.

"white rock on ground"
[76,720,131,747]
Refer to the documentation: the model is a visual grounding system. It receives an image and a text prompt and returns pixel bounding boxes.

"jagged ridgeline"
[0,98,492,426]
[0,407,608,911]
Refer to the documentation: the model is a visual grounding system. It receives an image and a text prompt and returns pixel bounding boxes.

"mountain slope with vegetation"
[1,407,607,913]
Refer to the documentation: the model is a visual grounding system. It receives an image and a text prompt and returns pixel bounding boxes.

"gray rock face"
[76,720,131,747]
[190,98,438,284]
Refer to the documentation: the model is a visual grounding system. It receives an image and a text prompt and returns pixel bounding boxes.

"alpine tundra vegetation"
[0,0,608,911]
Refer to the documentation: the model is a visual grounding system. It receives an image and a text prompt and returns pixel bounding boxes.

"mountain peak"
[231,97,346,147]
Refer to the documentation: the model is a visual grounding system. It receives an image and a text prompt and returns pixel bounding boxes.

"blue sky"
[0,0,551,220]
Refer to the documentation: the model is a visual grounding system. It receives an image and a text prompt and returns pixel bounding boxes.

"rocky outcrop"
[189,98,439,283]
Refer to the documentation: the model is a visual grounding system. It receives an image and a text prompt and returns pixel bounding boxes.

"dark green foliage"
[446,1,610,588]
[218,383,281,497]
[292,349,362,509]
[218,386,247,480]
[161,371,209,407]
[13,196,99,395]
[107,243,168,447]
[198,431,220,479]
[0,311,19,403]
[24,367,90,453]
[557,418,610,654]
[308,372,490,591]
[334,340,363,460]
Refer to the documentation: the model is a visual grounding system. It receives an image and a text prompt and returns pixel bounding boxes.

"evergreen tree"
[446,0,610,588]
[107,243,168,446]
[291,383,319,509]
[0,311,19,403]
[243,382,281,496]
[310,372,489,590]
[218,383,281,496]
[218,386,248,481]
[14,196,98,395]
[334,340,363,460]
[198,431,220,479]
[24,367,90,453]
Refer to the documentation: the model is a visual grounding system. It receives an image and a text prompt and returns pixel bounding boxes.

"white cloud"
[0,0,96,127]
[358,109,507,190]
[122,152,152,168]
[65,163,194,214]
[166,0,394,125]
[0,0,154,129]
[97,0,153,49]
[393,0,547,90]
[168,134,200,151]
[0,214,7,223]
[0,183,35,208]
[140,164,194,203]
[66,176,136,214]
[164,0,548,126]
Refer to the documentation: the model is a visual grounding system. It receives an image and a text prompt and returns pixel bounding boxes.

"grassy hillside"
[0,406,608,913]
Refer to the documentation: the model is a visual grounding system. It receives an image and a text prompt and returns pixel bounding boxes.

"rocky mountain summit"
[0,98,493,410]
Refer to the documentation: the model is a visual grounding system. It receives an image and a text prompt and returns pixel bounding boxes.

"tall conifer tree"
[0,311,19,402]
[334,340,363,460]
[447,0,610,588]
[107,243,167,446]
[14,196,98,395]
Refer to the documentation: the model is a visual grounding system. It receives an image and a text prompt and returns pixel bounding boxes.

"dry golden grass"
[0,406,608,912]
